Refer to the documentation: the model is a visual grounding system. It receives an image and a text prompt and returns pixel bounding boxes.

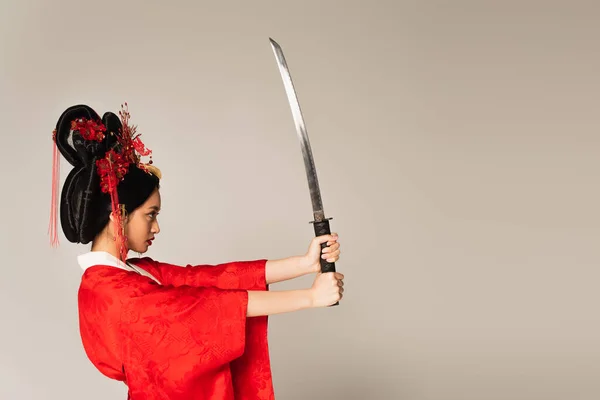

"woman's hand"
[309,271,344,307]
[302,233,341,274]
[246,272,344,316]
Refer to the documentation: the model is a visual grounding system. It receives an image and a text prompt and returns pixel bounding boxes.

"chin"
[129,245,147,254]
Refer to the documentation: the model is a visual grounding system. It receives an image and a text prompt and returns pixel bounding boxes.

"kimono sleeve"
[119,284,249,395]
[132,257,268,291]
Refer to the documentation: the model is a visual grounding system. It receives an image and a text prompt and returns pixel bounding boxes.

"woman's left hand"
[302,233,340,274]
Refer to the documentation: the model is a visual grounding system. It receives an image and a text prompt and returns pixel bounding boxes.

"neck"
[91,234,125,260]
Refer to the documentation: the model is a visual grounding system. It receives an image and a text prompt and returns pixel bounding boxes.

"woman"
[48,104,344,400]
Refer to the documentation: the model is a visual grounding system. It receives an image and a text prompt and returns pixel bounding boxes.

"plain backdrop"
[1,0,599,399]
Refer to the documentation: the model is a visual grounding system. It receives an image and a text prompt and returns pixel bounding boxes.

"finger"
[338,280,344,287]
[326,254,340,262]
[334,272,345,280]
[322,242,340,254]
[322,248,340,258]
[328,248,340,257]
[325,242,340,250]
[324,233,339,245]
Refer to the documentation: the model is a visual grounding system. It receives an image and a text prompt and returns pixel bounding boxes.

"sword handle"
[312,218,339,307]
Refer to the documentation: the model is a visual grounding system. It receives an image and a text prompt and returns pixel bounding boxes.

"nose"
[152,219,160,234]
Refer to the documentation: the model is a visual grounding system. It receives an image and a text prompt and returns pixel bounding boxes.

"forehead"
[142,189,161,208]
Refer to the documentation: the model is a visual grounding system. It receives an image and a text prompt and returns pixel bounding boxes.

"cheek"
[125,218,151,240]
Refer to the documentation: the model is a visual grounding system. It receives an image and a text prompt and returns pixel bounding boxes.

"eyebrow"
[148,206,161,211]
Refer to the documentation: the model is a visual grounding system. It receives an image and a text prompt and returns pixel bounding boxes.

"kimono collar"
[77,251,162,284]
[77,251,130,272]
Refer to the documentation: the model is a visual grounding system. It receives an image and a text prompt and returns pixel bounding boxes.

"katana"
[269,38,339,300]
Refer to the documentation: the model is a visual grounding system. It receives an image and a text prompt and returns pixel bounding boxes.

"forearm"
[265,256,313,285]
[246,289,312,317]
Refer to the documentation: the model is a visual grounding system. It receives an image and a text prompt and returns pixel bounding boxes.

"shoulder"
[78,264,158,304]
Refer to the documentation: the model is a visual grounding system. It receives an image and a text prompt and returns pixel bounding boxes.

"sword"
[269,38,339,303]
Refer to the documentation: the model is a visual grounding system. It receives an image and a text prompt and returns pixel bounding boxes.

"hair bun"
[56,105,101,166]
[60,161,101,243]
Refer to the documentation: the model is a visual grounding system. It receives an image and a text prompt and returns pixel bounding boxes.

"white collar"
[77,250,162,284]
[77,251,130,272]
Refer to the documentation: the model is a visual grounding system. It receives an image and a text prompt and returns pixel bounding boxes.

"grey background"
[1,0,599,399]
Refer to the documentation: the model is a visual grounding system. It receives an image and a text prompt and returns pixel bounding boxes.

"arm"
[133,258,268,290]
[264,256,314,285]
[247,271,344,317]
[246,289,312,316]
[132,234,340,288]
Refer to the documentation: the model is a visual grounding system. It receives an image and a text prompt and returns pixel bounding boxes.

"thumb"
[312,271,323,284]
[313,233,337,245]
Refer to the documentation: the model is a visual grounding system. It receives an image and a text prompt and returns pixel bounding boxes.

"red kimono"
[77,255,275,400]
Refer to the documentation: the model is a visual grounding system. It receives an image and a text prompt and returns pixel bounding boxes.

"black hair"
[54,104,160,244]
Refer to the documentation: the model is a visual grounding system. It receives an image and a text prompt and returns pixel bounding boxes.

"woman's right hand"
[309,272,344,307]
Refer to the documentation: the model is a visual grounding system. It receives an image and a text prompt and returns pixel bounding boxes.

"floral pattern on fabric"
[78,258,275,400]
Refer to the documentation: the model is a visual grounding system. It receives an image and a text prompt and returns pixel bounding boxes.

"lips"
[147,238,154,245]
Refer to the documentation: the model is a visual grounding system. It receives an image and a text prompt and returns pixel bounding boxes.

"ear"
[109,210,129,225]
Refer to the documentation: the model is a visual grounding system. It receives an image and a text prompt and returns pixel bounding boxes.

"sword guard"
[310,217,339,307]
[309,217,333,224]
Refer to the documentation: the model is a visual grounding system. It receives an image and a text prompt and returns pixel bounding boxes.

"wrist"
[302,288,315,309]
[299,254,319,275]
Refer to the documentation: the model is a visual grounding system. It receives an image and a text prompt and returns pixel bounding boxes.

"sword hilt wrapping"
[312,218,339,307]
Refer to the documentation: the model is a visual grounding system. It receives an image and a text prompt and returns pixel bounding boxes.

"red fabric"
[78,258,275,400]
[48,129,60,247]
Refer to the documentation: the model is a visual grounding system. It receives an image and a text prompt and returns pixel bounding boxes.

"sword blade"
[269,38,326,223]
